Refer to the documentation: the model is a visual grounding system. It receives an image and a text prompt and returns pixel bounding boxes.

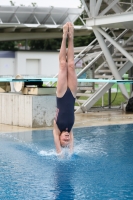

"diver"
[53,22,77,154]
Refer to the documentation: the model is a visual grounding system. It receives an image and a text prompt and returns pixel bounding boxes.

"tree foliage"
[0,41,16,50]
[30,38,62,51]
[10,1,15,6]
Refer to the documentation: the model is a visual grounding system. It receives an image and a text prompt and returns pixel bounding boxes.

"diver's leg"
[67,22,77,98]
[56,23,69,97]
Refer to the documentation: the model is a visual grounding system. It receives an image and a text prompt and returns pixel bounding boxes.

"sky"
[0,0,81,8]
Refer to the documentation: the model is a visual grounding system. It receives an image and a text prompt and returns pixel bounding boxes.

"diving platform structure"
[0,5,91,41]
[74,0,133,113]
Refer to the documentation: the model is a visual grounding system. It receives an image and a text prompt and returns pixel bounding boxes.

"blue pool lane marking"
[0,78,133,84]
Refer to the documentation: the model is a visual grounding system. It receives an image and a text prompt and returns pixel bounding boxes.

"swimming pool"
[0,124,133,200]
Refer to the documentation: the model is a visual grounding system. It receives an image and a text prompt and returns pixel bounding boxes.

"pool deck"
[0,108,133,133]
[74,109,133,128]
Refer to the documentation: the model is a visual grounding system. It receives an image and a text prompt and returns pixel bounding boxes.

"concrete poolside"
[0,109,133,133]
[74,109,133,128]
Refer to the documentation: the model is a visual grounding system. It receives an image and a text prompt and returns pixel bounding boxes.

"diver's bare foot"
[68,22,74,39]
[63,23,69,39]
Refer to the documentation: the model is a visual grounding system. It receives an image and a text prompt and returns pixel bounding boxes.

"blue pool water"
[0,124,133,200]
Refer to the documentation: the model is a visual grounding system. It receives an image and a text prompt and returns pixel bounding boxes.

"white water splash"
[38,148,73,161]
[39,149,57,156]
[74,138,107,157]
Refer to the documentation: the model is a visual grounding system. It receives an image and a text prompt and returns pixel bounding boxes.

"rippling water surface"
[0,124,133,200]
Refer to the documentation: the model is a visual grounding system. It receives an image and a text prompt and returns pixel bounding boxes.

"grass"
[76,84,130,107]
[94,92,127,107]
[95,83,131,107]
[94,84,130,107]
[76,92,127,107]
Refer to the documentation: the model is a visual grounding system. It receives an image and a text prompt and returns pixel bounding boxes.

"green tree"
[74,33,95,47]
[10,1,15,6]
[0,41,16,50]
[79,0,83,8]
[31,2,37,7]
[30,38,62,51]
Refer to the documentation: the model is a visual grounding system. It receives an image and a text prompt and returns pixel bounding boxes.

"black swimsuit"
[56,88,75,133]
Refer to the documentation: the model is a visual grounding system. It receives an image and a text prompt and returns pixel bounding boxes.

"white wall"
[0,93,56,127]
[0,51,59,77]
[0,58,15,76]
[15,51,59,77]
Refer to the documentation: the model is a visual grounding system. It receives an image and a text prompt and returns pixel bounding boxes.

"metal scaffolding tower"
[75,0,133,113]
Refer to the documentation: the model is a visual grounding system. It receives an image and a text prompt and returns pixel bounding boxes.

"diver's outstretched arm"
[69,131,74,153]
[53,120,61,154]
